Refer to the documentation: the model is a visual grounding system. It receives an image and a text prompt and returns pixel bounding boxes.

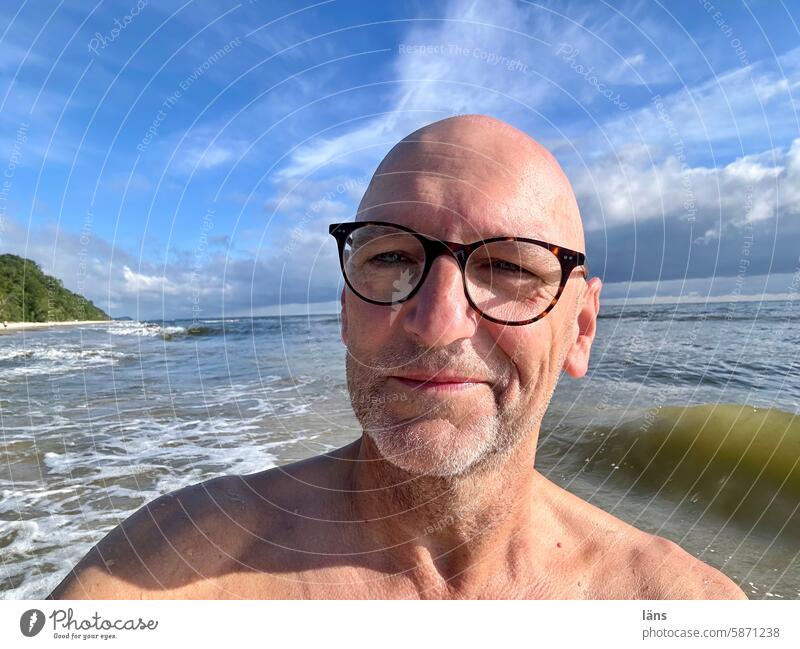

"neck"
[346,431,550,596]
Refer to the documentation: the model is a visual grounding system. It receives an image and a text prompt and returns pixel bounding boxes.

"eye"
[371,251,412,264]
[490,259,533,275]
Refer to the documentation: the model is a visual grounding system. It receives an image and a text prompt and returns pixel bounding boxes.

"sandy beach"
[0,320,112,335]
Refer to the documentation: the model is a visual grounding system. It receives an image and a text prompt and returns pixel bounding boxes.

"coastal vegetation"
[0,254,109,322]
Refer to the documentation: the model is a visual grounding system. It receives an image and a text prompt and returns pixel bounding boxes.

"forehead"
[356,158,564,245]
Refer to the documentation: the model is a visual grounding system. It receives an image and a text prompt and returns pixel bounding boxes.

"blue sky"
[0,0,798,319]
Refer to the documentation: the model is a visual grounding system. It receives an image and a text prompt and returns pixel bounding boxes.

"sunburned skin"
[49,115,748,600]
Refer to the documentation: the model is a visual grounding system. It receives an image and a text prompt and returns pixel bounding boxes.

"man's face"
[341,128,594,478]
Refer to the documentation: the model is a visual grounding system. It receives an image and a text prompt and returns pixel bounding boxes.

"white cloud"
[181,140,243,171]
[624,53,645,67]
[574,138,800,231]
[121,265,179,294]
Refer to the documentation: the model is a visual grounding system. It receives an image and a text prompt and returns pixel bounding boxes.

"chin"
[364,417,499,478]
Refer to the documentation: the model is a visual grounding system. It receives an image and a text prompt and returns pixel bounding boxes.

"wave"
[0,344,134,377]
[564,403,800,534]
[107,321,220,340]
[108,322,186,337]
[0,346,126,362]
[103,317,336,340]
[164,325,218,340]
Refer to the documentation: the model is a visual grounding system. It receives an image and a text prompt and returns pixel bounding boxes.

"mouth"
[388,374,489,393]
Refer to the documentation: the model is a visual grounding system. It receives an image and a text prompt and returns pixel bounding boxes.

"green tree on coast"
[0,254,109,322]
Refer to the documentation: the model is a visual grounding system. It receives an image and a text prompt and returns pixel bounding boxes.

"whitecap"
[107,321,186,337]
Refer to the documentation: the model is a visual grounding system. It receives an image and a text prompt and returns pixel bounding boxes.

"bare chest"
[185,560,611,600]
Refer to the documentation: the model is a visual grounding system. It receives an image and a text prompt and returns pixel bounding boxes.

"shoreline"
[0,320,112,335]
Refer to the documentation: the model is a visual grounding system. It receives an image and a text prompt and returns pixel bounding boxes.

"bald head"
[357,114,585,252]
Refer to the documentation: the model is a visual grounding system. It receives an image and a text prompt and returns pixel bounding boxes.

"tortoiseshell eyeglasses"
[329,220,587,326]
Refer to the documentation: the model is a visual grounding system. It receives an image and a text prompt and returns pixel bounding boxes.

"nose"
[400,253,478,347]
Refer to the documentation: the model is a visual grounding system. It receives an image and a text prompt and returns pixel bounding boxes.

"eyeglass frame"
[329,220,588,326]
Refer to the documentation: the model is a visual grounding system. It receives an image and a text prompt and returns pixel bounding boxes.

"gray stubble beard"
[345,353,548,479]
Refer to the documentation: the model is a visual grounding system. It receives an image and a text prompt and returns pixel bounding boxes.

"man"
[49,115,747,600]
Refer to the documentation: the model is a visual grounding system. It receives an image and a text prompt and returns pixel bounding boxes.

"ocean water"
[0,299,798,599]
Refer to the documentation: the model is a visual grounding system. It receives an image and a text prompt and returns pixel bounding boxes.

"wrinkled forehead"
[356,135,584,250]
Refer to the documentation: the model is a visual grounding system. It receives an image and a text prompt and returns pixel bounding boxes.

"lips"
[388,373,489,392]
[392,373,483,383]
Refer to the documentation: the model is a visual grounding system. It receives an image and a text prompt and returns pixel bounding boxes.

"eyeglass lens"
[342,224,563,323]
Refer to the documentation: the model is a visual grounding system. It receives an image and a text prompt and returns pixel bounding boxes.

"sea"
[1,299,798,600]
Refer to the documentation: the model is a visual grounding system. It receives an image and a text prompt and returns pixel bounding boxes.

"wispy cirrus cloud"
[274,0,557,182]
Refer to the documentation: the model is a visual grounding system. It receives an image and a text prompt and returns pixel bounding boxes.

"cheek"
[499,326,557,393]
[345,298,393,354]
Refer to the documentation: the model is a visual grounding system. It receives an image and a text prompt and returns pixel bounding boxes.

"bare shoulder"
[537,476,747,600]
[634,535,749,600]
[47,474,264,600]
[587,508,748,600]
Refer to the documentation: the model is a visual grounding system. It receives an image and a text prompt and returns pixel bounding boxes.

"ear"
[340,287,348,346]
[563,277,601,378]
